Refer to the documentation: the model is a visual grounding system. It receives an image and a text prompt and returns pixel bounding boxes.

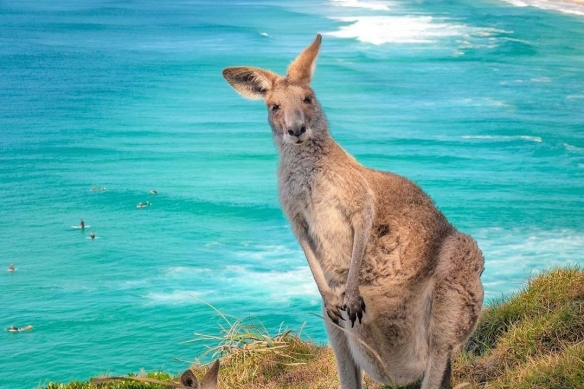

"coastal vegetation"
[41,267,583,389]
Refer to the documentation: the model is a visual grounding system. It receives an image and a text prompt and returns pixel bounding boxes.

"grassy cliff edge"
[42,267,583,389]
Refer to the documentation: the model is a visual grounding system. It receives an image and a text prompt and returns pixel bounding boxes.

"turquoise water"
[1,0,583,387]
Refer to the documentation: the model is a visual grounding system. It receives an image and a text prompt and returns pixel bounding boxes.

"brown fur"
[179,360,220,389]
[223,34,484,389]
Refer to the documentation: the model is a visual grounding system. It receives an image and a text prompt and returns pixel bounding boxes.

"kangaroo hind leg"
[421,351,452,389]
[422,232,484,389]
[324,314,362,389]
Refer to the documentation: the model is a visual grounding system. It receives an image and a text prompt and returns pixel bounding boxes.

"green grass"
[39,267,584,389]
[452,266,584,388]
[42,372,175,389]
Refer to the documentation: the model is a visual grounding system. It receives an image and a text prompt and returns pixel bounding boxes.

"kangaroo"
[179,360,220,389]
[222,34,484,389]
[91,360,220,389]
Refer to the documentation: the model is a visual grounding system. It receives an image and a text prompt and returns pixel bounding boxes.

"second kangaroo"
[223,35,484,389]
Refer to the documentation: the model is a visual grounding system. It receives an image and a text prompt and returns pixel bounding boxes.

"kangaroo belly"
[349,329,428,385]
[341,283,432,385]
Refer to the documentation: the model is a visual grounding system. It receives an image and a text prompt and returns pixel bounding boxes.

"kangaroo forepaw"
[343,293,366,327]
[325,304,345,325]
[324,291,345,325]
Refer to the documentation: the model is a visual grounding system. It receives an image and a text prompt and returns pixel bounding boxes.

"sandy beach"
[502,0,584,15]
[516,0,584,8]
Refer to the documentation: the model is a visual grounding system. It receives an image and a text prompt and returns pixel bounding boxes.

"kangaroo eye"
[303,96,312,104]
[270,104,280,112]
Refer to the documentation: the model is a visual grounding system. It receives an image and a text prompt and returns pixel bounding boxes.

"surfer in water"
[150,189,157,195]
[8,264,15,272]
[90,232,95,239]
[7,325,33,332]
[80,219,85,229]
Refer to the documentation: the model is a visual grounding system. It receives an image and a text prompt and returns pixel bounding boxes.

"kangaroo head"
[223,34,327,146]
[179,360,220,389]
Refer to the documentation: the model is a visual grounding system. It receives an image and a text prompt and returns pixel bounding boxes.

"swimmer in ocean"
[7,325,33,332]
[150,189,157,195]
[8,264,15,272]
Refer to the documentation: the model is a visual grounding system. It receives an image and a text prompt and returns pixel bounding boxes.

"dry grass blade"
[185,298,305,364]
[188,294,235,328]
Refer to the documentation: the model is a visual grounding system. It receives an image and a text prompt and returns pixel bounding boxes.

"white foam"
[145,266,319,306]
[564,143,584,153]
[326,16,459,44]
[145,243,321,306]
[330,0,393,11]
[146,290,210,304]
[502,0,530,6]
[238,267,321,302]
[461,135,543,143]
[455,97,513,108]
[229,246,321,302]
[162,266,213,277]
[473,227,583,301]
[233,244,298,261]
[325,15,505,45]
[500,0,584,16]
[531,77,552,83]
[204,241,222,248]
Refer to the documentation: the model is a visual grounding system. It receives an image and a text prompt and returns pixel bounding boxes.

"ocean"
[1,0,583,387]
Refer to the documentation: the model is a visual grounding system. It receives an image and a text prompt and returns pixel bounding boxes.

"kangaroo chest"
[278,165,356,282]
[279,166,345,223]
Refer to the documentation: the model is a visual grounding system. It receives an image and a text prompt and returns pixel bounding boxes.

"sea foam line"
[326,16,469,44]
[330,0,393,11]
[325,0,510,46]
[564,143,584,153]
[145,267,319,305]
[145,290,211,304]
[474,227,583,300]
[461,135,543,143]
[324,12,508,45]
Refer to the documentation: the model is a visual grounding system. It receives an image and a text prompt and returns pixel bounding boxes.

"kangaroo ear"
[179,369,199,389]
[287,34,322,85]
[222,67,278,100]
[200,360,220,389]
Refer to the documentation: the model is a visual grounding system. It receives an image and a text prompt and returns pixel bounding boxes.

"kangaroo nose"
[287,125,307,137]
